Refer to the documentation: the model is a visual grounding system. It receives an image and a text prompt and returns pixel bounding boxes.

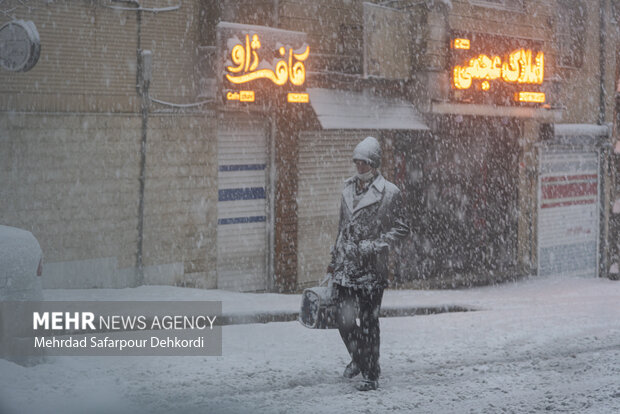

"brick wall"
[0,0,204,112]
[0,113,141,288]
[0,0,139,113]
[142,114,218,288]
[0,112,218,288]
[0,0,219,288]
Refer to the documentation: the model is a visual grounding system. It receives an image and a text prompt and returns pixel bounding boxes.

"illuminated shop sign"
[221,27,309,104]
[453,49,544,90]
[226,34,309,86]
[450,32,547,105]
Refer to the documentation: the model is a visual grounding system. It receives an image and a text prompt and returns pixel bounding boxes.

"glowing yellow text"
[515,91,545,103]
[452,48,544,90]
[226,90,255,102]
[287,93,309,103]
[453,38,470,50]
[226,34,309,86]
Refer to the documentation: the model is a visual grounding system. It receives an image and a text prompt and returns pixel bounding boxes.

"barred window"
[556,0,587,68]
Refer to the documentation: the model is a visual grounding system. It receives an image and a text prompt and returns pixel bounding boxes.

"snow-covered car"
[0,225,43,301]
[0,225,45,365]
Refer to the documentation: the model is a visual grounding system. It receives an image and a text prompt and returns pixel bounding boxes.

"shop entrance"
[216,115,270,291]
[396,118,520,285]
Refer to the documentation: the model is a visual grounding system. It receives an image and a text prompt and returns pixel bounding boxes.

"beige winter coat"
[329,173,410,289]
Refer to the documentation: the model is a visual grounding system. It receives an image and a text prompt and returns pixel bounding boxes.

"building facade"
[1,0,618,291]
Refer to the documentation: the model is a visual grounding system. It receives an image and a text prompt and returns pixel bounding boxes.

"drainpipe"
[136,9,152,285]
[598,0,610,278]
[108,1,177,285]
[599,0,607,125]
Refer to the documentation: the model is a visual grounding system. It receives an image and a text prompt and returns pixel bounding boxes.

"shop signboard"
[217,22,309,106]
[449,31,547,106]
[538,150,599,278]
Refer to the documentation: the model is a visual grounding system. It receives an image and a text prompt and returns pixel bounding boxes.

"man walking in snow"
[327,136,410,391]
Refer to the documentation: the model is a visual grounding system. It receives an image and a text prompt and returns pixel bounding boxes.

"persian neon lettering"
[452,48,544,90]
[225,34,309,86]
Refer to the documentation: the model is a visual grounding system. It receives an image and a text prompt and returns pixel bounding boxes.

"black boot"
[355,379,378,391]
[343,361,361,379]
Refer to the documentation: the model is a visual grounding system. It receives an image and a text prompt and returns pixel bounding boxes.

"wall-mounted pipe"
[599,0,607,125]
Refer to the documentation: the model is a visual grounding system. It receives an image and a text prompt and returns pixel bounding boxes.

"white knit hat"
[352,136,381,168]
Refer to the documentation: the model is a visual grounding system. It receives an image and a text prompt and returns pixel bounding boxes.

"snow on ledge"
[554,123,610,138]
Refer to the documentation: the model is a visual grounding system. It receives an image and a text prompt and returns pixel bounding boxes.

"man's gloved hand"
[358,240,375,257]
[344,240,358,260]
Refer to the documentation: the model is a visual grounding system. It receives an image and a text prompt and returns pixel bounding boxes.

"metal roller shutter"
[296,131,360,288]
[538,149,599,278]
[217,115,270,291]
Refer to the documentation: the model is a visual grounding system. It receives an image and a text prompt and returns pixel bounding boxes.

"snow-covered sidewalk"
[2,276,619,414]
[42,279,481,323]
[42,275,616,322]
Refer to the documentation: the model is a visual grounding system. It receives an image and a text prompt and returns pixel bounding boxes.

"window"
[556,0,586,68]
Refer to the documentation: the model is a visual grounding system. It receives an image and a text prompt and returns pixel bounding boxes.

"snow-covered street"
[1,276,619,414]
[5,2,620,413]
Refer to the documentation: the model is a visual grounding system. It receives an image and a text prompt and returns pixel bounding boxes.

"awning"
[307,88,429,130]
[430,101,563,121]
[554,123,609,138]
[551,123,611,149]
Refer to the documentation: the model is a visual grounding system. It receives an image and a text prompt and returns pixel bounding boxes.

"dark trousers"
[335,284,384,381]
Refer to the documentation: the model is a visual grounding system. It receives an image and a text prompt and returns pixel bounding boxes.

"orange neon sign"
[453,38,470,50]
[226,34,310,86]
[515,91,545,103]
[452,48,544,90]
[287,93,309,103]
